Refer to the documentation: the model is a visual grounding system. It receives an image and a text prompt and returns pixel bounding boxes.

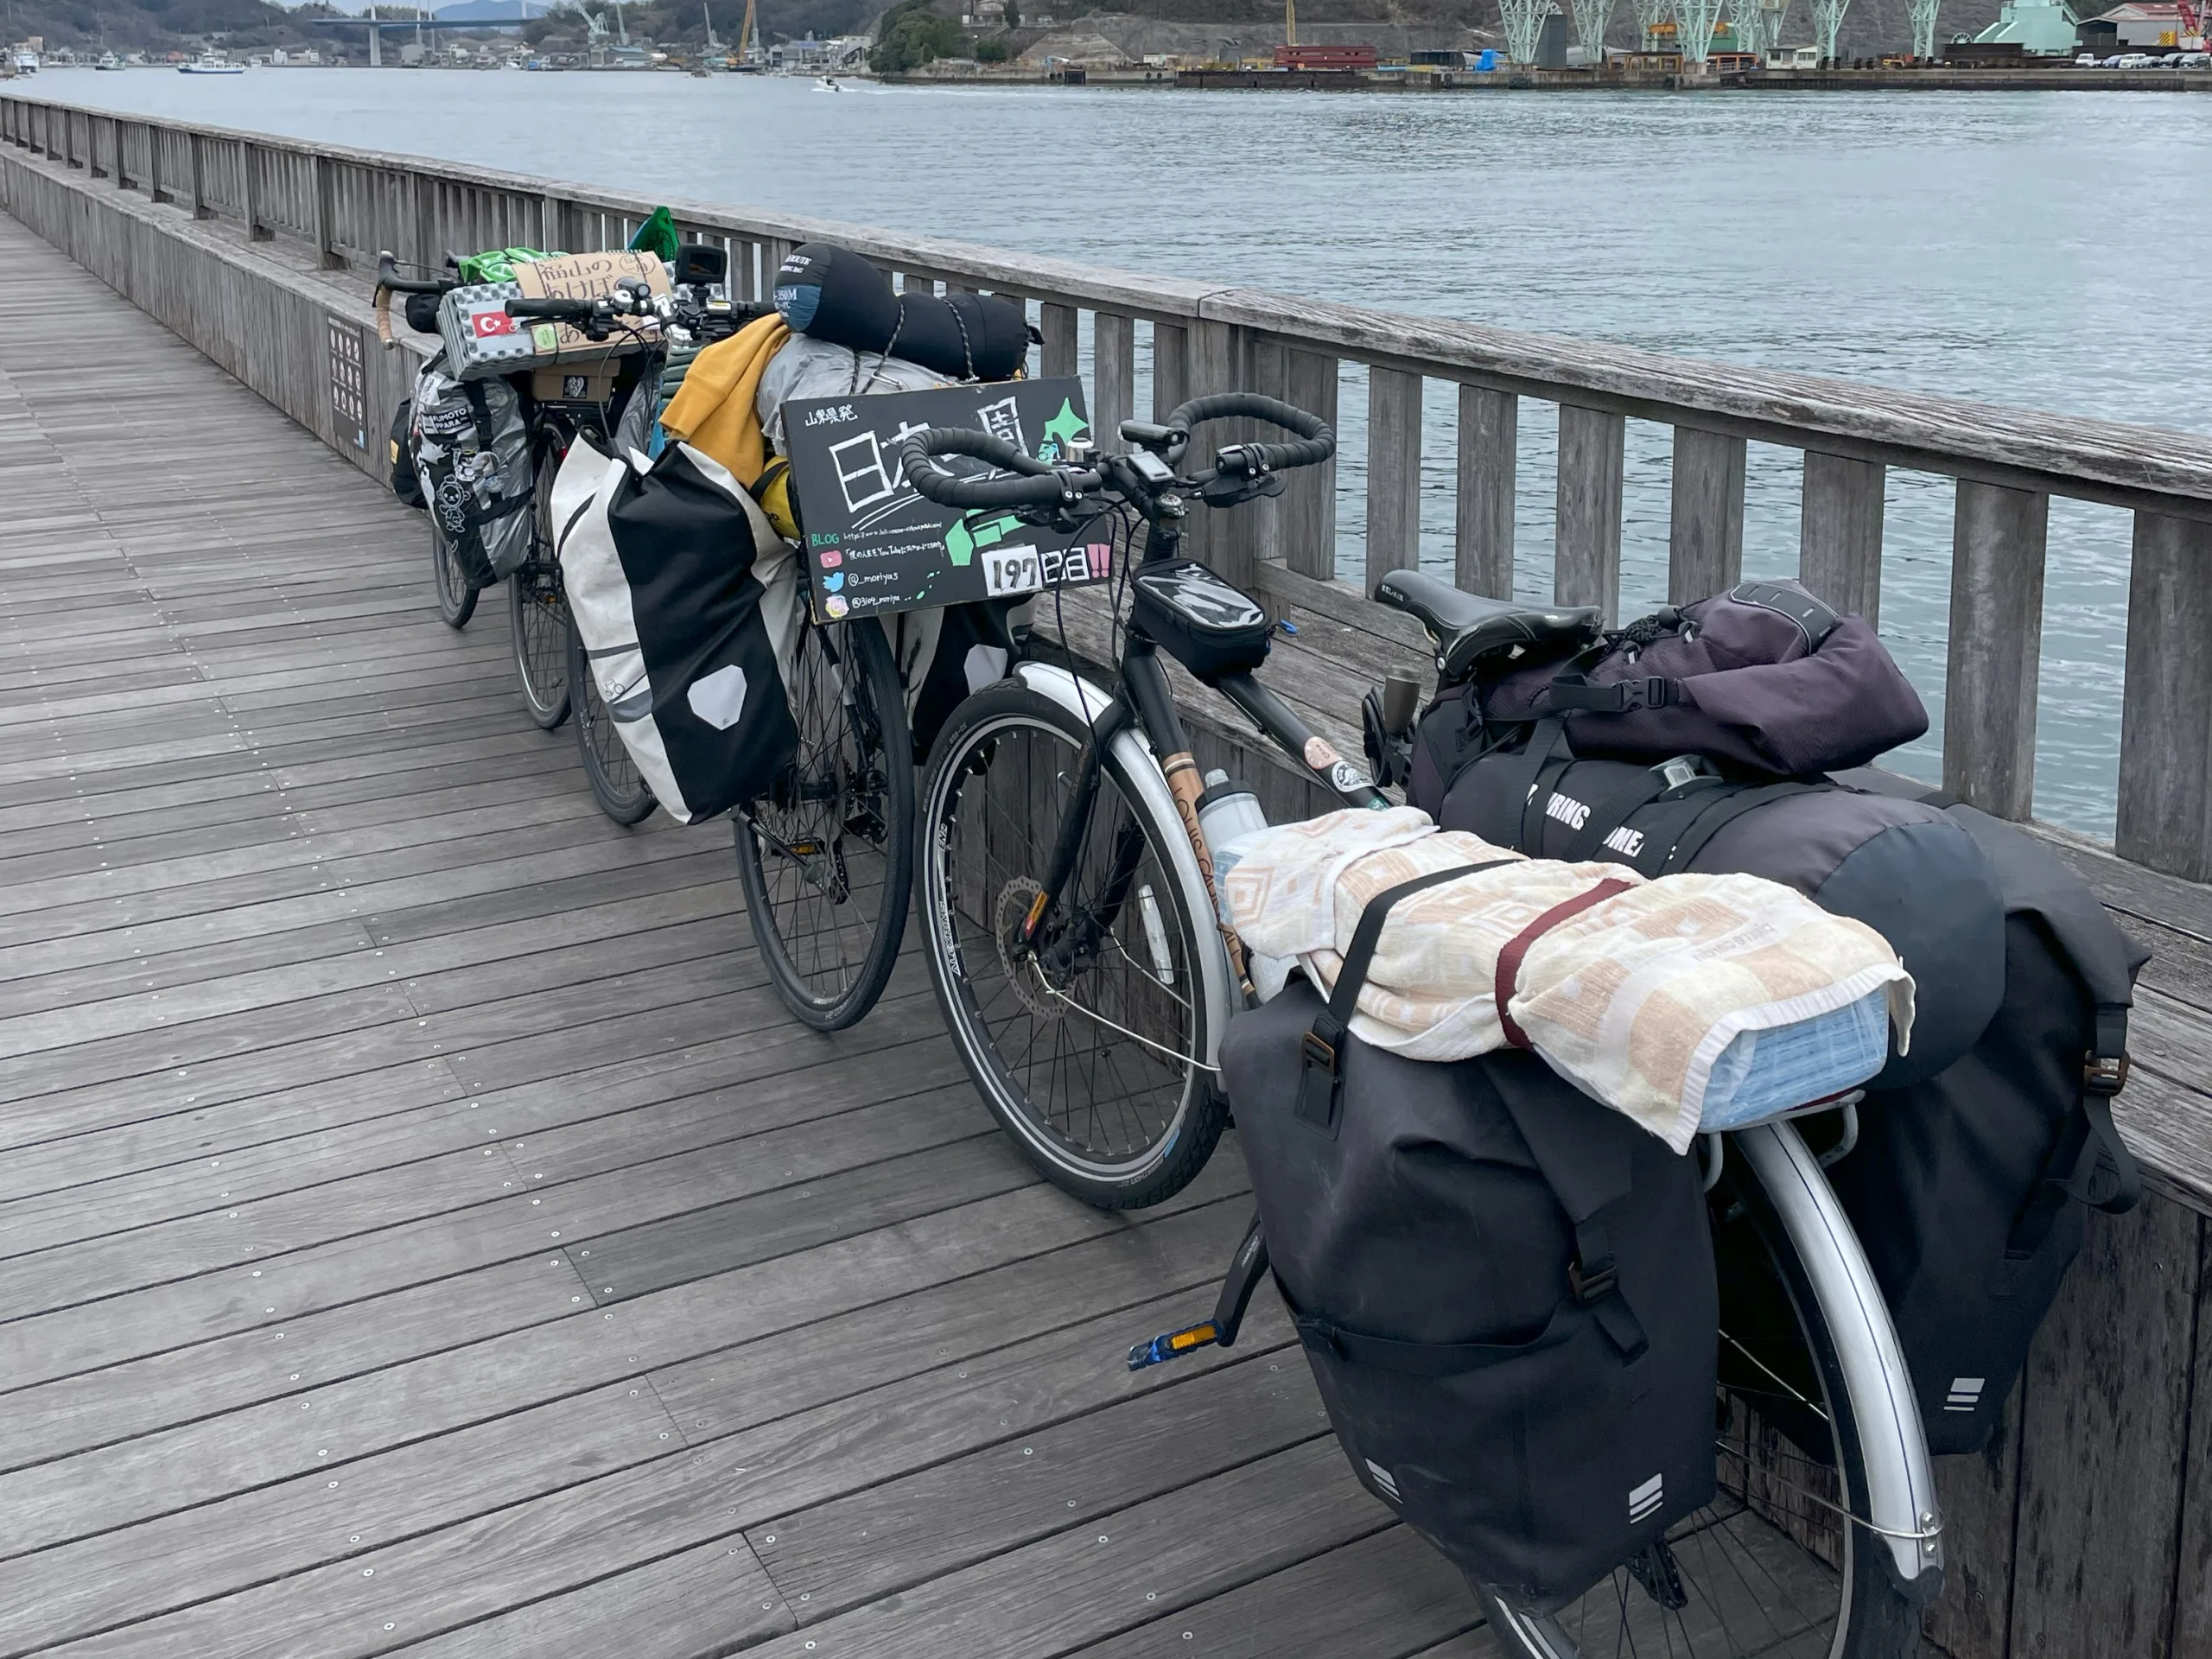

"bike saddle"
[1372,569,1602,684]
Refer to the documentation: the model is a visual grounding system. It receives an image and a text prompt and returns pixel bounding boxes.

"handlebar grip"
[1166,393,1336,474]
[898,428,1096,510]
[374,251,453,297]
[373,283,395,350]
[505,297,596,321]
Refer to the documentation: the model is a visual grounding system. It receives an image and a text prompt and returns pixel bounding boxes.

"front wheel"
[567,615,655,825]
[508,438,571,730]
[734,614,914,1032]
[915,680,1227,1210]
[1478,1147,1927,1659]
[429,515,477,630]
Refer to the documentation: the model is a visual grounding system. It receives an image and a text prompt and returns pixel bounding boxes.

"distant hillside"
[3,0,346,52]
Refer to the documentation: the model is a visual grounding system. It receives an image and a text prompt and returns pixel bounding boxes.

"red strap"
[1495,879,1634,1049]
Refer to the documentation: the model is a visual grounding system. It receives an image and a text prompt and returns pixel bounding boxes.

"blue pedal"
[1126,1320,1219,1372]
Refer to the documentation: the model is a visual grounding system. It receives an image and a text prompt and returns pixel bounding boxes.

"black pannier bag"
[388,397,423,509]
[1218,872,1718,1611]
[410,355,534,589]
[555,440,803,824]
[1820,777,2145,1453]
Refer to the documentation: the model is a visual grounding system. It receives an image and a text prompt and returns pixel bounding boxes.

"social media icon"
[816,548,842,569]
[823,572,845,593]
[824,594,849,619]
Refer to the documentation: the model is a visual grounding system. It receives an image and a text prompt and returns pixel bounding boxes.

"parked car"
[2116,51,2157,66]
[2180,50,2212,65]
[2098,53,2126,65]
[2075,50,2100,63]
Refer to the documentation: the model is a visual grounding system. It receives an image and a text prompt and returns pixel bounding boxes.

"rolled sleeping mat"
[772,242,1029,383]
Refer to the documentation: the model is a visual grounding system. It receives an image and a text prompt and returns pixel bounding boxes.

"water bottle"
[1196,769,1270,925]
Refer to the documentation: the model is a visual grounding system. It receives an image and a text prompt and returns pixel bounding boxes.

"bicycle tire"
[916,680,1226,1209]
[508,437,572,730]
[566,614,655,825]
[1478,1154,1926,1659]
[429,514,477,630]
[734,615,913,1032]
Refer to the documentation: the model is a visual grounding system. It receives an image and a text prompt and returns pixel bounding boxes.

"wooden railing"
[7,91,2212,882]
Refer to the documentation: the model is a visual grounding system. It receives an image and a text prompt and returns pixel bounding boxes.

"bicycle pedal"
[1126,1321,1219,1372]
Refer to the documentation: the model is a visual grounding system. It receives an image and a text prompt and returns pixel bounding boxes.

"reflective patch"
[686,664,750,732]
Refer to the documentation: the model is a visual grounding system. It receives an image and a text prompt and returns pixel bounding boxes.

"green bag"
[456,246,563,284]
[628,207,679,263]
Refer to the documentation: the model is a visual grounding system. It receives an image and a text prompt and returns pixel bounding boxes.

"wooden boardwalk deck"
[0,214,1491,1657]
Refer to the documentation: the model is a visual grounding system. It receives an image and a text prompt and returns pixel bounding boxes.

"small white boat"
[815,74,841,90]
[95,53,126,71]
[179,54,245,74]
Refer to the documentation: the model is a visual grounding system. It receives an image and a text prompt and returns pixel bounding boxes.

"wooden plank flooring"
[0,214,1491,1656]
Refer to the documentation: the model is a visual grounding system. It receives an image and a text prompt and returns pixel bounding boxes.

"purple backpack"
[1481,581,1927,778]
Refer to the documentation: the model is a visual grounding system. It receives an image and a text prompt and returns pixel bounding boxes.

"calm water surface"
[41,68,2212,834]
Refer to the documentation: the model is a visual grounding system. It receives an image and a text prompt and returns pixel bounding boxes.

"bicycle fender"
[1014,662,1235,1071]
[1734,1122,1944,1595]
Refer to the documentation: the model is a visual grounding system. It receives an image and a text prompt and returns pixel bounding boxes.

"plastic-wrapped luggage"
[410,353,534,590]
[550,439,801,824]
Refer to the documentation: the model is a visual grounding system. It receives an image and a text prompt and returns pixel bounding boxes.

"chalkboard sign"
[782,378,1109,621]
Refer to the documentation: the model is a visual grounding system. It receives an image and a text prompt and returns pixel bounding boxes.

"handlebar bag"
[551,437,802,824]
[410,356,533,589]
[1473,580,1927,779]
[773,242,1029,383]
[1219,871,1716,1612]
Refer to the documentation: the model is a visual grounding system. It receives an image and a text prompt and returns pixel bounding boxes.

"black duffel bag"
[1218,869,1718,1612]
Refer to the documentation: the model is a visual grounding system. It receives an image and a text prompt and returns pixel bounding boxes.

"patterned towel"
[1220,809,1916,1152]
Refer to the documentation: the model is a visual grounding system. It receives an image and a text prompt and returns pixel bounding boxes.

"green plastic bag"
[628,207,679,263]
[457,246,563,284]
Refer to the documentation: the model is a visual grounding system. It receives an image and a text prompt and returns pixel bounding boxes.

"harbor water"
[34,69,2212,835]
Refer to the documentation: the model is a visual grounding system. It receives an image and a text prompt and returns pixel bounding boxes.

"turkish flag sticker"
[471,310,515,339]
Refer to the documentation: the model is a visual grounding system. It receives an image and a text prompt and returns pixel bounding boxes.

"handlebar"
[505,296,600,322]
[373,251,455,349]
[1161,392,1336,475]
[899,429,1103,510]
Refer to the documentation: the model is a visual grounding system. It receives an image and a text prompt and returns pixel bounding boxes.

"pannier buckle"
[1617,677,1672,713]
[1569,1255,1619,1304]
[1300,1030,1338,1075]
[2083,1051,2132,1096]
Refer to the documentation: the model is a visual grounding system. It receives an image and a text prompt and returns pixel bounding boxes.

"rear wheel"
[734,616,913,1032]
[567,615,655,825]
[915,681,1225,1209]
[508,439,571,730]
[1478,1157,1926,1659]
[430,515,477,630]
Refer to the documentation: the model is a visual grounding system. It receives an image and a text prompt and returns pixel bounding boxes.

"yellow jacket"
[659,313,791,495]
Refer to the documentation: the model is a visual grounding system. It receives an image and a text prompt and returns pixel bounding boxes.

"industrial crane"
[2180,0,2206,47]
[1284,0,1295,47]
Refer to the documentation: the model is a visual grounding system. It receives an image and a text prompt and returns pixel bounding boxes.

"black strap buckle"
[1294,1027,1344,1135]
[2083,1051,2131,1096]
[1616,677,1673,712]
[1569,1255,1619,1305]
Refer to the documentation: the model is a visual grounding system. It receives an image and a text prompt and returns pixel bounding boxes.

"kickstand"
[1127,1211,1269,1371]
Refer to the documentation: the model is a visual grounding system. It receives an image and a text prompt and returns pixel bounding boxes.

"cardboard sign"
[783,378,1106,621]
[511,250,670,362]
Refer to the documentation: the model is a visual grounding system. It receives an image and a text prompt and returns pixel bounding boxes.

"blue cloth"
[1696,990,1891,1133]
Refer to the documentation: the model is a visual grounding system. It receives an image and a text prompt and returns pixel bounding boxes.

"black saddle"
[1373,569,1602,684]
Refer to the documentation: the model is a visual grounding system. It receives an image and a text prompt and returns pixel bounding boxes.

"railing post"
[410,171,435,268]
[1555,404,1625,618]
[1455,385,1516,600]
[1669,426,1746,604]
[1283,347,1339,582]
[1093,313,1134,453]
[148,124,172,203]
[1151,321,1188,421]
[97,114,115,183]
[1799,450,1885,623]
[310,154,342,269]
[186,131,210,219]
[1365,365,1424,595]
[2115,512,2212,880]
[1186,319,1249,587]
[541,191,566,254]
[1039,302,1078,380]
[243,141,270,241]
[1942,480,2048,820]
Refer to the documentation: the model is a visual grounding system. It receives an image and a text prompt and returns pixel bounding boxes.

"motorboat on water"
[179,54,245,74]
[95,53,126,71]
[816,74,842,90]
